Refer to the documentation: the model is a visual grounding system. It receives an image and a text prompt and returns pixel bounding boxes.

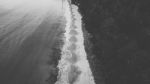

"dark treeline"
[72,0,150,84]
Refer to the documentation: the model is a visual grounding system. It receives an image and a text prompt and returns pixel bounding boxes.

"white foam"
[56,0,96,84]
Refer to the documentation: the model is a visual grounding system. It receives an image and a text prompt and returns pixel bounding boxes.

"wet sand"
[0,16,64,84]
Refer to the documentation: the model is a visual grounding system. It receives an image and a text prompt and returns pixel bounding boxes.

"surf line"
[55,0,96,84]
